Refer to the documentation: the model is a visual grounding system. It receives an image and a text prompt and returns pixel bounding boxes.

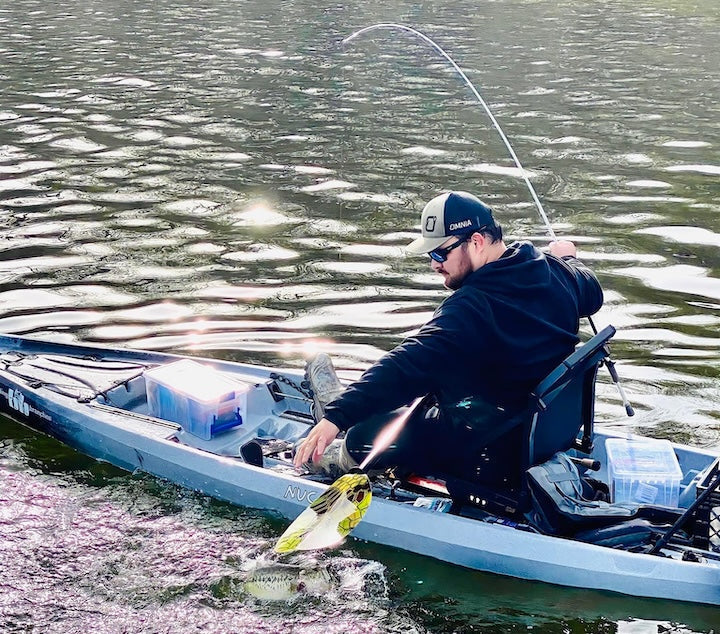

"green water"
[1,0,719,631]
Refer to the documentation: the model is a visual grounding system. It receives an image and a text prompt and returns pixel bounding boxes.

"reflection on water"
[1,0,719,631]
[0,426,408,634]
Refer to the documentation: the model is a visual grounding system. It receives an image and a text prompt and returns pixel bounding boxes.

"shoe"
[305,353,344,422]
[299,438,358,479]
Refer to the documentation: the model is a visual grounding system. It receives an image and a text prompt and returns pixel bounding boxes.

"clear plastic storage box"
[145,360,250,440]
[605,437,682,507]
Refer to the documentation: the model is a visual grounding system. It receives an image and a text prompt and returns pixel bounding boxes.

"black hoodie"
[324,241,603,432]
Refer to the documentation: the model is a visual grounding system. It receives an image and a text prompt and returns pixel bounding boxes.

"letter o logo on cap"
[425,215,437,232]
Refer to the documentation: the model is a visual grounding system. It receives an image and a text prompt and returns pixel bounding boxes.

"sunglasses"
[428,232,477,263]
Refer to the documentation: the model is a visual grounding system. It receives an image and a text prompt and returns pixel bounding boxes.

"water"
[1,0,719,630]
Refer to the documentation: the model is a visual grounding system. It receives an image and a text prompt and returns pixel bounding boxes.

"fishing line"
[341,23,634,416]
[343,23,556,239]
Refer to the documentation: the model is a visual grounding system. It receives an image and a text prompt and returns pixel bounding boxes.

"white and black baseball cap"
[406,191,496,254]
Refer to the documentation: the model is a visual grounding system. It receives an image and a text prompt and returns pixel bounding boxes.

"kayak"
[1,332,719,606]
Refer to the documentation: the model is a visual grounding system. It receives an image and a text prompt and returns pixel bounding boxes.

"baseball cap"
[405,191,496,254]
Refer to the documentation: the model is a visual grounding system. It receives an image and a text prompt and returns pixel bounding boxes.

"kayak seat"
[444,325,617,521]
[525,324,616,468]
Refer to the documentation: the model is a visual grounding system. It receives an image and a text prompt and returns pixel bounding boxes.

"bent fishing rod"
[343,23,634,417]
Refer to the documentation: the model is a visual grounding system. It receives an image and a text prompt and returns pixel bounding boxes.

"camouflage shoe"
[305,353,344,422]
[299,438,358,480]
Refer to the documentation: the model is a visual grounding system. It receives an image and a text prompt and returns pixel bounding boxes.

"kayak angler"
[295,191,604,488]
[294,24,637,484]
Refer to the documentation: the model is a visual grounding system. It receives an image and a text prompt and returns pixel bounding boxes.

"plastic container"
[605,438,682,507]
[145,360,249,440]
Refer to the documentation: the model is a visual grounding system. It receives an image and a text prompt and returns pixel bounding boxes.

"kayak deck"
[1,342,314,453]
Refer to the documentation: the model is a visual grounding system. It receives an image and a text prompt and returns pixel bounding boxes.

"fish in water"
[244,563,334,601]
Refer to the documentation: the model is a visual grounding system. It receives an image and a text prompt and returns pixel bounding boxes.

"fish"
[243,563,334,601]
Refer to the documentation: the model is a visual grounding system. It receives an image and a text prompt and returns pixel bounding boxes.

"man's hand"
[548,240,577,258]
[293,418,340,470]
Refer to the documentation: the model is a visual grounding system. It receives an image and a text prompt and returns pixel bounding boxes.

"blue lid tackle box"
[144,359,250,440]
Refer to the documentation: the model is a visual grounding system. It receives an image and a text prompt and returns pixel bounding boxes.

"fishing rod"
[343,23,634,417]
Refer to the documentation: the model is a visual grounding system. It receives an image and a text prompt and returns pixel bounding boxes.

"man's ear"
[470,232,485,249]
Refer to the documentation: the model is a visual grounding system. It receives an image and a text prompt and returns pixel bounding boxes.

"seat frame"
[526,324,615,469]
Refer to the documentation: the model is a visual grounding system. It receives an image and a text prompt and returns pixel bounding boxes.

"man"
[294,191,603,485]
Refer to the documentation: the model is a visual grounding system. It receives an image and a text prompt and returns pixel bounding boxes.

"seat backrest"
[525,325,615,470]
[431,325,616,521]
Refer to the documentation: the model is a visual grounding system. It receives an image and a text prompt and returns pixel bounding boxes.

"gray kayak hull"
[0,333,718,605]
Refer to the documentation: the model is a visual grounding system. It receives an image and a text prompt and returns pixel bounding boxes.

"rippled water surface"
[1,0,719,631]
